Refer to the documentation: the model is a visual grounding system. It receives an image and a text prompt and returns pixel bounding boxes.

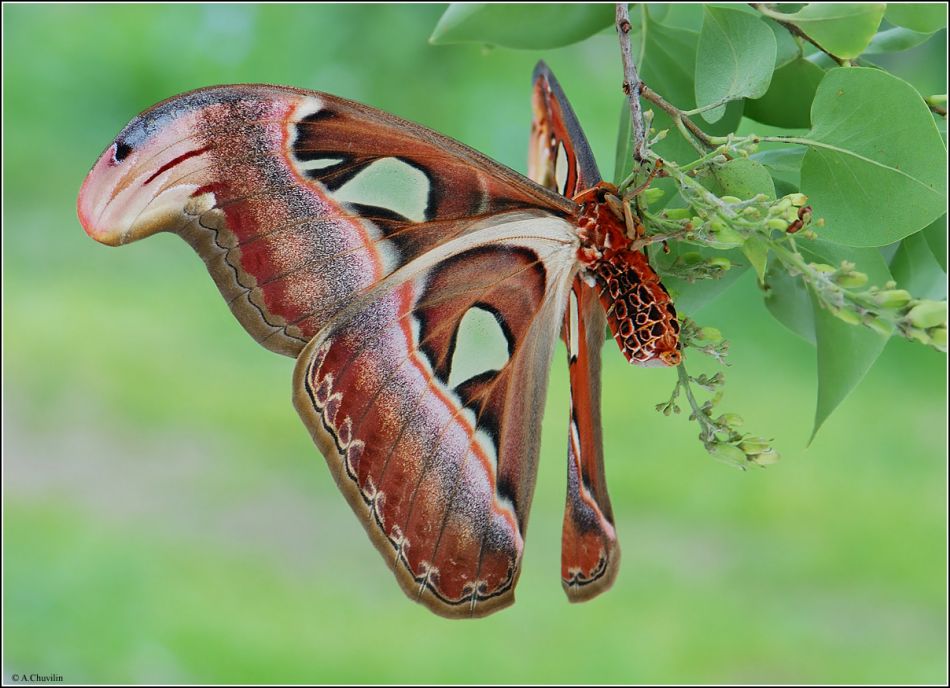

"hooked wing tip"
[77,144,124,246]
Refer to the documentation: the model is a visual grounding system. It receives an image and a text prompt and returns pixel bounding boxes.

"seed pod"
[906,301,947,329]
[707,256,732,270]
[642,188,665,205]
[874,289,912,308]
[767,218,789,231]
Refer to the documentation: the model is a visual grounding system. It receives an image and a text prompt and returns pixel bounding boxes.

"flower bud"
[874,289,912,309]
[741,207,762,220]
[810,263,836,274]
[662,207,691,220]
[905,327,930,346]
[767,218,789,231]
[707,223,745,247]
[721,196,742,205]
[830,306,862,326]
[787,193,808,206]
[749,448,781,466]
[707,256,732,270]
[833,271,868,288]
[863,316,893,337]
[697,327,723,342]
[738,437,772,454]
[769,198,792,216]
[906,301,947,329]
[929,326,948,350]
[708,443,748,468]
[642,188,665,205]
[716,413,744,428]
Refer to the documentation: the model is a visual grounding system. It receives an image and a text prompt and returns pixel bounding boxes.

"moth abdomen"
[595,252,680,367]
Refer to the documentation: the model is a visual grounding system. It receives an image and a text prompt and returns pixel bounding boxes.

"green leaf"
[701,158,777,200]
[764,262,816,343]
[800,240,892,440]
[744,58,826,129]
[778,3,886,59]
[800,68,948,247]
[429,3,613,49]
[695,6,776,123]
[634,19,743,165]
[885,3,948,34]
[763,17,802,69]
[922,215,948,271]
[890,230,948,300]
[864,27,936,54]
[751,148,805,188]
[743,235,770,283]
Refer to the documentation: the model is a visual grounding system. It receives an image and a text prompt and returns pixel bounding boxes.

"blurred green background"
[3,3,946,684]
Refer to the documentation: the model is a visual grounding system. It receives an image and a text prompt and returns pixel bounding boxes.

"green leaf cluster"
[429,3,947,442]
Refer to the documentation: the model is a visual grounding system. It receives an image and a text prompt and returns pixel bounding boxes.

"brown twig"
[639,84,717,150]
[928,103,948,117]
[749,3,848,66]
[616,3,646,162]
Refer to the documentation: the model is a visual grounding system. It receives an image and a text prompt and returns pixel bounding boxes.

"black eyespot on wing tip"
[113,140,132,163]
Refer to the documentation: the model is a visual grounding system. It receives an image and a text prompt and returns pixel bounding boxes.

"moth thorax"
[596,251,681,367]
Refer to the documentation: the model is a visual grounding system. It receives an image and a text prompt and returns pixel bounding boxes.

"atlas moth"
[77,62,680,618]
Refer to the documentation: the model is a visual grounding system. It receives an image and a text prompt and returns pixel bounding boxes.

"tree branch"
[749,3,848,66]
[616,3,646,162]
[639,84,717,150]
